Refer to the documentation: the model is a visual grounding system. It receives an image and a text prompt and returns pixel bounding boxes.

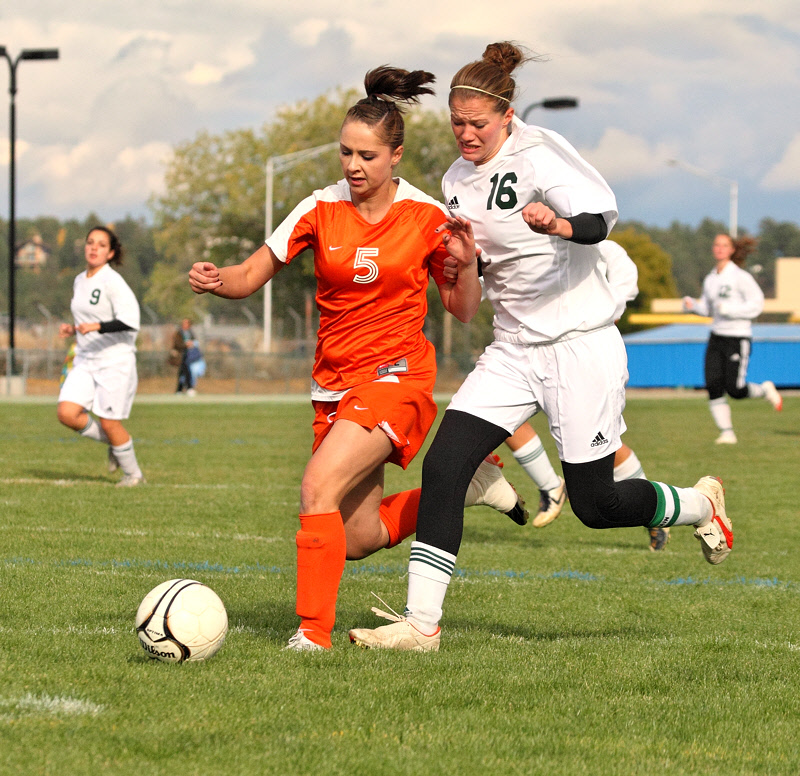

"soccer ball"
[136,579,228,663]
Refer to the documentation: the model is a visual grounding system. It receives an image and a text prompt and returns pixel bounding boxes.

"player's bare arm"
[521,202,574,239]
[435,216,482,322]
[189,244,284,299]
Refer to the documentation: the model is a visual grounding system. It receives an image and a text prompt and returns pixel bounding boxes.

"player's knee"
[421,446,453,487]
[568,487,621,530]
[299,474,335,515]
[727,385,748,400]
[569,499,606,530]
[56,403,81,429]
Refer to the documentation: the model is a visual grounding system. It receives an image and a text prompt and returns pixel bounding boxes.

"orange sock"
[379,489,421,548]
[295,511,346,649]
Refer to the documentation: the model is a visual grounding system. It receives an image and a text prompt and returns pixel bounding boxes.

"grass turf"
[1,396,798,775]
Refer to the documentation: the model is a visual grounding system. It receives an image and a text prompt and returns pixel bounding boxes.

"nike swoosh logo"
[329,246,342,251]
[354,405,368,411]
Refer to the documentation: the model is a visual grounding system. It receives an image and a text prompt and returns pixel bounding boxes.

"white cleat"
[349,607,440,652]
[532,477,567,528]
[715,430,738,445]
[284,629,327,652]
[107,446,119,473]
[116,475,146,488]
[692,476,733,565]
[464,453,529,525]
[762,381,783,411]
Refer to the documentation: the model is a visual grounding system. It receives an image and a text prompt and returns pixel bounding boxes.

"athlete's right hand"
[189,262,223,294]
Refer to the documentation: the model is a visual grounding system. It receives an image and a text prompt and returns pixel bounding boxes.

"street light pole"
[521,97,579,123]
[666,158,738,237]
[1,46,59,380]
[262,141,339,352]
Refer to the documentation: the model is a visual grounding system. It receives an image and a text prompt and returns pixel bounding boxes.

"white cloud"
[580,128,678,182]
[3,1,800,228]
[761,134,800,191]
[31,140,171,212]
[289,19,331,48]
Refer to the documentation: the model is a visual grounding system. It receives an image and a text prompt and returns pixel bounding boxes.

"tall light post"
[521,96,579,123]
[666,158,738,237]
[263,141,338,352]
[1,45,59,380]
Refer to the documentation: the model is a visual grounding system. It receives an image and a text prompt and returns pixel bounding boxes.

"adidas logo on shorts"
[446,196,460,211]
[590,431,609,448]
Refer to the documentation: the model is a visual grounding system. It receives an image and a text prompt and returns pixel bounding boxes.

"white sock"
[112,440,143,479]
[511,436,561,491]
[709,398,733,433]
[613,450,647,481]
[648,481,713,528]
[747,382,765,398]
[80,416,109,443]
[406,541,456,633]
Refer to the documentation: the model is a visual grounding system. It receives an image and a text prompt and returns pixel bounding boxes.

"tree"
[753,219,800,297]
[148,89,457,326]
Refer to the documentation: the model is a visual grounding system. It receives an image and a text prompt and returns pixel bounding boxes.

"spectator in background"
[173,318,198,396]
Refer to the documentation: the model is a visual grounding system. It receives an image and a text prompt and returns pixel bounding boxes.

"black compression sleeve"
[563,212,608,245]
[98,319,135,334]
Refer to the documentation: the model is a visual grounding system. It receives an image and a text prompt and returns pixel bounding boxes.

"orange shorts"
[311,381,438,470]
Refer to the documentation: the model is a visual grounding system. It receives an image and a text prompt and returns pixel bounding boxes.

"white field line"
[0,693,104,721]
[0,477,259,490]
[0,523,285,543]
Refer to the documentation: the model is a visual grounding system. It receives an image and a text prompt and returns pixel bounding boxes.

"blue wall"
[623,324,800,388]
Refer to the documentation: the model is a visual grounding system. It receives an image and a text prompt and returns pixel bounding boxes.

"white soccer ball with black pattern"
[136,579,228,663]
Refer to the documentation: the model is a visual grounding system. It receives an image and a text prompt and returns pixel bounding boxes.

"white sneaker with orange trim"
[762,381,783,411]
[349,608,440,652]
[693,476,733,565]
[465,453,529,526]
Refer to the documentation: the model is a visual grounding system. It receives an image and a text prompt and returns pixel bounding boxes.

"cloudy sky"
[2,0,799,233]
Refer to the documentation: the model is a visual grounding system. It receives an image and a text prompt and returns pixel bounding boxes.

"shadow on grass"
[26,468,112,484]
[449,616,649,643]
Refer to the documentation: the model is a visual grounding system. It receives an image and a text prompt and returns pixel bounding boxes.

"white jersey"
[598,240,639,320]
[70,263,140,364]
[688,261,763,338]
[443,117,618,344]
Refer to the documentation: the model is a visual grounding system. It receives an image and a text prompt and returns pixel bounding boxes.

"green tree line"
[2,88,799,343]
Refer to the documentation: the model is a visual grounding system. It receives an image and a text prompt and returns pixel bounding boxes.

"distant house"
[15,234,51,270]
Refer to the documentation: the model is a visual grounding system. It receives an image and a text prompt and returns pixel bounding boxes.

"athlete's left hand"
[522,202,572,239]
[436,216,477,278]
[76,322,101,334]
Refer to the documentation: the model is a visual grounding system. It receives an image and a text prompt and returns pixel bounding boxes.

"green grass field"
[1,395,798,775]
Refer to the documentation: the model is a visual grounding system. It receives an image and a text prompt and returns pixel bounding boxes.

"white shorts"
[58,355,138,420]
[448,326,628,464]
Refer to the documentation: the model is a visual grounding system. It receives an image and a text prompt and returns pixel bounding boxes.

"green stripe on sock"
[409,548,454,577]
[648,481,666,528]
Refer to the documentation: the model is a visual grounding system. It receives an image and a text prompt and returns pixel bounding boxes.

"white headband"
[450,84,511,103]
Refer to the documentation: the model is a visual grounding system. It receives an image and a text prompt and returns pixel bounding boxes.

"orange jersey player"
[190,65,525,651]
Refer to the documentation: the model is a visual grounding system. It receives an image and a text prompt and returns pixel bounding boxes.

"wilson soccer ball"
[136,579,228,663]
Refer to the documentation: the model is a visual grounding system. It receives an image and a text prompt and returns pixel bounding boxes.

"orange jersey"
[266,178,450,392]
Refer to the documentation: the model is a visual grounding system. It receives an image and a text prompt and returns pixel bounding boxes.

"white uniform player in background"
[57,226,145,486]
[350,42,734,652]
[683,232,782,444]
